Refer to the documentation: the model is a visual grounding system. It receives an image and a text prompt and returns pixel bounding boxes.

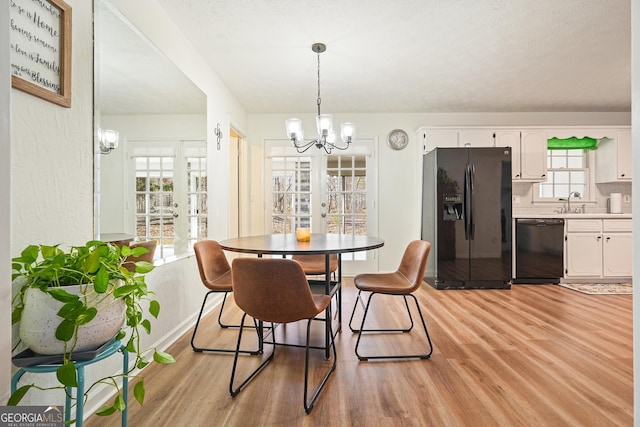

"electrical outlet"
[623,194,631,203]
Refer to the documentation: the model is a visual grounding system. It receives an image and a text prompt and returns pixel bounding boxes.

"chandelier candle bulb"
[285,118,303,141]
[341,122,356,142]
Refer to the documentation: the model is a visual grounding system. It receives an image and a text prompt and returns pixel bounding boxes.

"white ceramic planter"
[19,284,125,355]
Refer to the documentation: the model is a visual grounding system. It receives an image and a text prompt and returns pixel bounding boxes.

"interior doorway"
[229,129,242,238]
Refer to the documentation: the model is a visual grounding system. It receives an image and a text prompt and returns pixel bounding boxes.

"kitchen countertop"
[513,213,632,219]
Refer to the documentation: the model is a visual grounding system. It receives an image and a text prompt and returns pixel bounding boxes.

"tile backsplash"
[512,181,632,216]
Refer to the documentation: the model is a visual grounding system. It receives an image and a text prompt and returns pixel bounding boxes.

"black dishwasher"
[514,218,564,284]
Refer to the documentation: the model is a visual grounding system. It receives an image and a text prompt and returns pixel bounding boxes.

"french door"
[129,140,206,259]
[264,139,378,274]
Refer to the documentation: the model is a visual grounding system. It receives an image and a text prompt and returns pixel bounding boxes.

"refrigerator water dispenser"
[443,194,463,221]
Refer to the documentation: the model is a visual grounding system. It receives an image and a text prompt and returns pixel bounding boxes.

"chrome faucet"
[567,191,581,213]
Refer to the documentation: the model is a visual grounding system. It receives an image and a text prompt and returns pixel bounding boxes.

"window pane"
[197,217,207,239]
[136,217,147,235]
[136,176,146,191]
[570,171,585,185]
[555,171,569,184]
[135,194,147,214]
[570,184,586,195]
[555,185,569,198]
[550,157,566,169]
[539,184,553,198]
[566,157,582,168]
[149,177,161,192]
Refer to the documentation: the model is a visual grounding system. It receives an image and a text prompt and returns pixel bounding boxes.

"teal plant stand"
[11,340,129,427]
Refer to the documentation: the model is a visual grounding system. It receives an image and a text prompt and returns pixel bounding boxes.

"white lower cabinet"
[565,232,602,278]
[565,219,632,280]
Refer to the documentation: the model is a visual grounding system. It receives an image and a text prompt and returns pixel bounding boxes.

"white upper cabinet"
[494,130,547,181]
[494,131,521,179]
[595,129,632,183]
[458,130,494,147]
[420,130,458,153]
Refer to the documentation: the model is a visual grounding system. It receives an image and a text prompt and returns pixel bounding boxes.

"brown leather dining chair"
[229,257,337,414]
[292,254,338,277]
[191,240,259,354]
[122,240,157,273]
[348,240,433,360]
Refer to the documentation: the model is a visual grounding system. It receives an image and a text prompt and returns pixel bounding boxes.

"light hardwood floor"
[87,279,633,427]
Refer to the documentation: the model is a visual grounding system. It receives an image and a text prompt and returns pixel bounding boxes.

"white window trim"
[532,150,596,204]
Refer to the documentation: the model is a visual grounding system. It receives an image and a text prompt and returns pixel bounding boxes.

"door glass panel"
[325,154,367,235]
[135,156,175,258]
[186,157,207,249]
[270,156,312,233]
[326,154,368,260]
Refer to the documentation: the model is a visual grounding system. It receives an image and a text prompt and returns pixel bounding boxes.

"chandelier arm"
[325,140,350,151]
[292,138,317,153]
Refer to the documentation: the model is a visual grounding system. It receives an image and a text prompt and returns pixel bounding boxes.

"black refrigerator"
[421,147,512,289]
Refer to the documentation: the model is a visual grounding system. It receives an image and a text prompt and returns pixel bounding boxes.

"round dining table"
[219,233,384,356]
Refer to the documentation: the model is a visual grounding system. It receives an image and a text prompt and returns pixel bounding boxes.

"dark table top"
[219,233,384,256]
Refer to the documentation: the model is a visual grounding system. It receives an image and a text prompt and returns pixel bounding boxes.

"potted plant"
[8,240,175,418]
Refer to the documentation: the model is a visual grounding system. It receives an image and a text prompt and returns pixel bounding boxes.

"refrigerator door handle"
[463,163,471,240]
[469,163,476,240]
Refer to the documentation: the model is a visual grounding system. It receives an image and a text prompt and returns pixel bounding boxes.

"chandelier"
[285,43,356,154]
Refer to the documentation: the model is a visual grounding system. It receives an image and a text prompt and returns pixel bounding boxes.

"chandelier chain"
[316,50,321,117]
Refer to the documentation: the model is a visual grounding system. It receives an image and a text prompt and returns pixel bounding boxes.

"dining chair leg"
[191,291,261,354]
[217,292,234,328]
[353,292,433,361]
[349,291,414,333]
[229,314,275,397]
[304,317,337,414]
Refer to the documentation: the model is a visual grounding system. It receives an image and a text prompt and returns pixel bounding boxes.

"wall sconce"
[214,123,222,150]
[99,128,120,155]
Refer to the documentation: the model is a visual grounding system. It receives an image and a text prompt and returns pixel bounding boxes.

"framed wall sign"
[10,0,72,107]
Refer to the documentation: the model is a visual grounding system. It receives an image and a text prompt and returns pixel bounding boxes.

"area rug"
[557,283,633,295]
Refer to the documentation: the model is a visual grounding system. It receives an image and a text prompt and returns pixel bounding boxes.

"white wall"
[631,0,639,422]
[247,112,630,272]
[7,0,95,407]
[1,0,11,404]
[5,0,248,417]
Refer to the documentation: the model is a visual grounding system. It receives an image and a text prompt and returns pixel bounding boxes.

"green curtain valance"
[547,136,597,150]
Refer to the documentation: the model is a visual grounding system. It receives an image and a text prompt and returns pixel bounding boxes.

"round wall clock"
[387,129,409,150]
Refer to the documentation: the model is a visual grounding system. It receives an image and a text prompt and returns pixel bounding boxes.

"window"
[130,141,206,259]
[537,149,588,200]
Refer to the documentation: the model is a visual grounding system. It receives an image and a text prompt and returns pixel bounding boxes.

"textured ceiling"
[99,0,631,115]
